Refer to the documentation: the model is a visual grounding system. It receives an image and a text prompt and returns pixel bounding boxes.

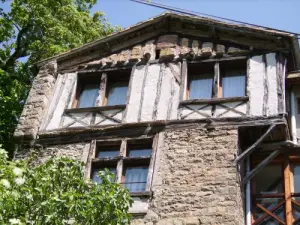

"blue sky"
[1,0,300,35]
[91,0,300,34]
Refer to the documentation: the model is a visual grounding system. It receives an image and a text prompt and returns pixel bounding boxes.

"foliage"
[0,147,132,224]
[0,0,120,156]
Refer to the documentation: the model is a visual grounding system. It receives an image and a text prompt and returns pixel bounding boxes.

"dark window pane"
[97,150,119,158]
[254,165,283,194]
[294,165,300,193]
[78,83,99,108]
[189,73,213,99]
[128,148,152,157]
[124,166,148,192]
[107,82,128,106]
[293,201,300,222]
[222,70,246,98]
[92,167,116,184]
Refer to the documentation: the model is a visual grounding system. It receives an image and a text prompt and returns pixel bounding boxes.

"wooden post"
[284,157,292,225]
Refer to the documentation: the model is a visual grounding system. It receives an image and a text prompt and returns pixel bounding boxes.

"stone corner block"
[157,35,178,49]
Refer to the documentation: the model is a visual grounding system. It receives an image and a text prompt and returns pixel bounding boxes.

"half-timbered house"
[14,12,300,225]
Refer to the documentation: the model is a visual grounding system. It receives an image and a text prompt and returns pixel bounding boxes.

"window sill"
[130,191,152,197]
[180,96,249,105]
[65,105,126,113]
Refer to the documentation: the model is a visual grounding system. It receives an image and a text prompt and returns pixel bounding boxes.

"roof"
[37,12,299,68]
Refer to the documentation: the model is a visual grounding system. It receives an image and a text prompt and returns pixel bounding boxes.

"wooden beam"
[65,105,126,113]
[241,149,280,186]
[180,96,249,105]
[235,124,277,163]
[284,157,293,225]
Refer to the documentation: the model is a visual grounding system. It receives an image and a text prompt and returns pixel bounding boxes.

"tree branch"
[1,22,31,71]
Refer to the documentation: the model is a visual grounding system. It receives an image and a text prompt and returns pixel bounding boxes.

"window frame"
[251,154,300,225]
[185,57,247,101]
[89,136,158,195]
[73,69,131,109]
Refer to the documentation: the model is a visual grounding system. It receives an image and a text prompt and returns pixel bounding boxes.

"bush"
[0,147,132,225]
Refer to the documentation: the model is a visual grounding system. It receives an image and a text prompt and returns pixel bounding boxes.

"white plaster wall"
[169,63,181,120]
[94,110,124,125]
[40,73,64,130]
[62,112,93,128]
[45,72,77,130]
[181,105,212,119]
[140,64,161,121]
[248,56,265,116]
[156,66,172,120]
[266,53,278,116]
[215,102,247,118]
[125,65,146,123]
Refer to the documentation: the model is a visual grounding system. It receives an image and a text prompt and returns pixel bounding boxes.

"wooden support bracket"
[241,149,280,186]
[235,123,276,164]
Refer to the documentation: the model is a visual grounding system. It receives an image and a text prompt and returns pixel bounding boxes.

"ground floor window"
[91,138,156,194]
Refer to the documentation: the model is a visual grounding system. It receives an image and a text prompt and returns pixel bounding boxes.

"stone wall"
[14,61,57,141]
[20,125,244,224]
[132,126,244,225]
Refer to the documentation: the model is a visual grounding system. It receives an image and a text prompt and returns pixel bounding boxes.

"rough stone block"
[118,50,131,62]
[216,44,225,57]
[200,42,213,57]
[130,45,143,61]
[228,46,249,56]
[157,35,178,49]
[143,40,156,61]
[192,40,199,55]
[180,38,190,57]
[159,48,175,61]
[108,54,118,64]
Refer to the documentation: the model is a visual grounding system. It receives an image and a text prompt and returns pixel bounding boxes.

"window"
[188,63,214,99]
[91,139,155,193]
[73,75,101,108]
[251,156,300,225]
[297,98,300,114]
[74,70,130,108]
[220,60,246,98]
[186,59,246,100]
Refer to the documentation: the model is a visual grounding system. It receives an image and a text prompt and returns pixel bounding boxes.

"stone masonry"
[132,126,244,225]
[14,61,57,141]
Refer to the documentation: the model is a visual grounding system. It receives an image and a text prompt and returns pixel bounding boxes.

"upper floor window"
[74,70,130,108]
[220,60,246,98]
[187,59,246,100]
[91,138,155,193]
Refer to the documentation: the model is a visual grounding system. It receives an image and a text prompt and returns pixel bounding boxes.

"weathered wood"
[262,54,268,116]
[62,112,91,128]
[181,104,211,119]
[257,203,285,225]
[130,191,152,197]
[235,123,277,163]
[36,116,287,145]
[95,109,124,125]
[96,73,107,106]
[241,149,280,185]
[65,105,126,113]
[168,63,181,84]
[284,157,293,225]
[179,60,188,101]
[180,96,249,105]
[189,56,247,64]
[216,102,247,117]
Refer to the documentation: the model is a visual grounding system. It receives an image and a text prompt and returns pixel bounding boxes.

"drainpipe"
[246,157,251,225]
[291,88,298,144]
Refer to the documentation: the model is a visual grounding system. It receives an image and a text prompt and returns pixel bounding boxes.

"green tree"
[0,0,119,156]
[0,148,132,224]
